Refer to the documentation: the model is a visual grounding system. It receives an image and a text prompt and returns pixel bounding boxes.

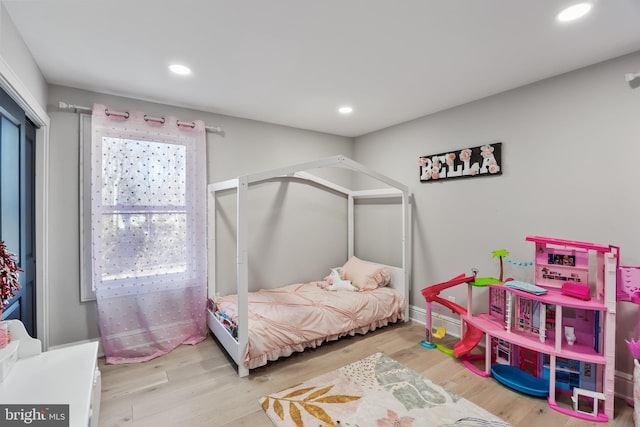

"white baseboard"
[408,304,633,403]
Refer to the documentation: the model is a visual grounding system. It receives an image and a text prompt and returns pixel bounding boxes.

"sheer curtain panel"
[91,104,207,363]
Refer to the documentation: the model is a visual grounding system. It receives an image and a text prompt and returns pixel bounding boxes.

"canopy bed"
[207,155,410,376]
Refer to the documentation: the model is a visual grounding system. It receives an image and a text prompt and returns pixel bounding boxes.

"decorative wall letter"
[419,142,502,182]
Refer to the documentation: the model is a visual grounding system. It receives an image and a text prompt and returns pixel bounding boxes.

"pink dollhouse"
[423,235,640,422]
[476,236,622,421]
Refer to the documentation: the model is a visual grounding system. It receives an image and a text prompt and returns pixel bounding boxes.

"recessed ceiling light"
[169,64,192,76]
[556,3,592,22]
[338,106,353,114]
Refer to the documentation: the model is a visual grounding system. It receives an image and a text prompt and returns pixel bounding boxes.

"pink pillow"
[341,256,390,291]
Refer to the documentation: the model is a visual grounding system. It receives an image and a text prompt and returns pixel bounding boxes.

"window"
[81,110,206,299]
[94,137,191,284]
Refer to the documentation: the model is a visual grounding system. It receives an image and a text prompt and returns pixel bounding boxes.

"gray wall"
[0,3,47,109]
[46,85,353,346]
[354,50,640,388]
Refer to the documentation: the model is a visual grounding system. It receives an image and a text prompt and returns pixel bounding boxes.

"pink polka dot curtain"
[91,104,207,363]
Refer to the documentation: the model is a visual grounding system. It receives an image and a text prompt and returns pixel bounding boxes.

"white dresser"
[0,321,101,427]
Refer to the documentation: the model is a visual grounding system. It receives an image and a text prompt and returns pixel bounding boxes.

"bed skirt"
[245,311,404,369]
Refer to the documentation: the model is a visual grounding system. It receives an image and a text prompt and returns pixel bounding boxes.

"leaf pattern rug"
[260,353,511,427]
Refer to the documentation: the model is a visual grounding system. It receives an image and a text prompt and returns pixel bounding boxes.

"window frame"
[80,113,94,301]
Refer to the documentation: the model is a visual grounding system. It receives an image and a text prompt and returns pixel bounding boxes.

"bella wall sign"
[419,142,502,182]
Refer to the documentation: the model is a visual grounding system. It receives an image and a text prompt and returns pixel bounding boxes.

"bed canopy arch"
[208,155,411,376]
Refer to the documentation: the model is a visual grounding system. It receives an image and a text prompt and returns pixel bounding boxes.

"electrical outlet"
[448,295,456,303]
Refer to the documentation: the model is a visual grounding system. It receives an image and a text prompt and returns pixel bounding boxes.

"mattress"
[213,281,405,369]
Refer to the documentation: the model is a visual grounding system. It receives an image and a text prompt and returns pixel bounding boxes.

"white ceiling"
[4,0,640,137]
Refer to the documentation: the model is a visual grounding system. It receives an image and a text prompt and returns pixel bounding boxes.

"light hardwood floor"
[98,321,634,426]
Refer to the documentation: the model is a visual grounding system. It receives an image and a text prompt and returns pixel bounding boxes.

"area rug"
[259,352,511,426]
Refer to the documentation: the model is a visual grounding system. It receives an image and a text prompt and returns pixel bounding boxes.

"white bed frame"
[207,155,410,376]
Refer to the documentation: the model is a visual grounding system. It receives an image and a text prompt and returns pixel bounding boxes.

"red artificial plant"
[0,241,22,310]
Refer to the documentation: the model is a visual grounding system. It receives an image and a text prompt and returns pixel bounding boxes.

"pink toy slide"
[421,274,483,357]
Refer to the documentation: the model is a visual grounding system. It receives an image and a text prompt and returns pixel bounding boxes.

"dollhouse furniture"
[0,320,101,427]
[571,387,606,417]
[463,236,619,422]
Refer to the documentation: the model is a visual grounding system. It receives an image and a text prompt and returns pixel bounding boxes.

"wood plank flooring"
[98,321,634,426]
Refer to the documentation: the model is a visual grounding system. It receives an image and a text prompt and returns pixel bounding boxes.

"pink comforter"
[215,282,405,369]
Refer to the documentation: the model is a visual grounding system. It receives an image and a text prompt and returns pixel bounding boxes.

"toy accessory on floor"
[432,306,446,339]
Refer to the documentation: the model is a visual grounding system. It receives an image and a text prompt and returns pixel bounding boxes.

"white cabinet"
[0,321,100,427]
